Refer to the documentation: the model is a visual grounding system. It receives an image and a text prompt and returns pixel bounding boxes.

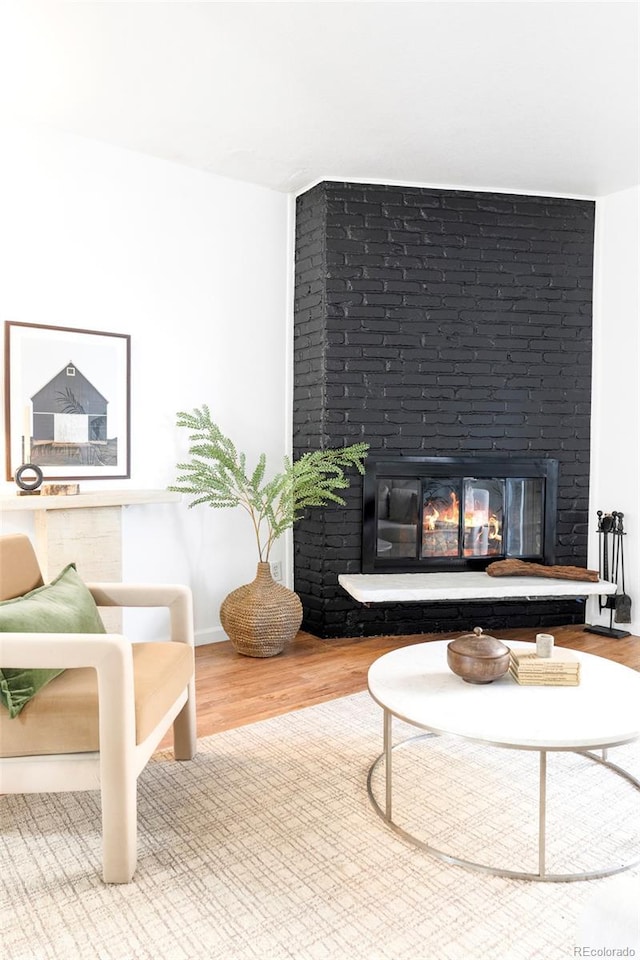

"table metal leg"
[384,708,392,821]
[538,750,547,877]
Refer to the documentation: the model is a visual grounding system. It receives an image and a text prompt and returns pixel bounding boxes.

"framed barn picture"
[4,321,131,481]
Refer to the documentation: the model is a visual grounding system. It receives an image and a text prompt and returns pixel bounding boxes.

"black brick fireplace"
[293,182,594,639]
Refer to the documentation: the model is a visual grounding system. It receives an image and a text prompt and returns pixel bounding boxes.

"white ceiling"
[1,1,638,197]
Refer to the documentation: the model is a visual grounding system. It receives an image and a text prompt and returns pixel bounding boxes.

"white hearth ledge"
[338,571,617,604]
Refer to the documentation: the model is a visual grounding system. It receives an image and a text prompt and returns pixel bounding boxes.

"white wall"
[0,126,291,644]
[588,186,640,634]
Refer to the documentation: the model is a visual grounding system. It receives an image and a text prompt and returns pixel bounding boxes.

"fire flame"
[422,493,502,541]
[424,491,459,531]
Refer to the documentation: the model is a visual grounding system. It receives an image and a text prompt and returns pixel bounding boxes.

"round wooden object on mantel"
[220,562,303,657]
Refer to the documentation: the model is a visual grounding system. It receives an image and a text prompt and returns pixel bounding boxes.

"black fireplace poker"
[585,510,632,640]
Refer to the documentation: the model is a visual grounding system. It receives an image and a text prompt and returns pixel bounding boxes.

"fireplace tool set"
[585,510,632,639]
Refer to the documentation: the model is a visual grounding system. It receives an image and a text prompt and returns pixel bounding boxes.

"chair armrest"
[1,632,136,761]
[0,631,131,671]
[86,583,194,647]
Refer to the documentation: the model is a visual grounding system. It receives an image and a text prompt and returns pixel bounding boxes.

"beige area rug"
[2,692,639,960]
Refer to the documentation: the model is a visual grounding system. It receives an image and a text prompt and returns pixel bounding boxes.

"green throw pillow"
[0,563,106,718]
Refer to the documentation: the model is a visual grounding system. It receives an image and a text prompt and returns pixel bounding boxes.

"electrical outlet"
[271,561,282,582]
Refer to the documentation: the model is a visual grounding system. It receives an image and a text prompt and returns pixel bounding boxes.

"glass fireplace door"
[462,478,504,558]
[505,478,544,558]
[421,477,461,558]
[363,456,557,573]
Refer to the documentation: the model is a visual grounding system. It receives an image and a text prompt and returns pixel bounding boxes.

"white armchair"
[0,534,196,883]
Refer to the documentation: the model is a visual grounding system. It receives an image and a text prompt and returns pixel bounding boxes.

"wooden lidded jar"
[447,626,510,684]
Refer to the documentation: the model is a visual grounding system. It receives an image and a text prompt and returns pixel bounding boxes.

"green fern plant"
[169,405,368,562]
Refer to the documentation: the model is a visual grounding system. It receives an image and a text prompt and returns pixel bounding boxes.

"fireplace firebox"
[362,457,558,574]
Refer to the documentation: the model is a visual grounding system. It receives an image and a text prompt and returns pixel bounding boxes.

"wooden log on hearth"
[486,559,599,582]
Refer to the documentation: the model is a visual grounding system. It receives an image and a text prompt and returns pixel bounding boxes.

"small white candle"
[536,633,554,658]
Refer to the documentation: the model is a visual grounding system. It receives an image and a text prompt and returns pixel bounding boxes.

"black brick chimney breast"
[293,182,595,638]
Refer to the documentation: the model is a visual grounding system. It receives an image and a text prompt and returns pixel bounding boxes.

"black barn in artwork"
[31,362,108,445]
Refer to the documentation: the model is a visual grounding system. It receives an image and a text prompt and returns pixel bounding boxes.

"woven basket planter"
[220,562,303,657]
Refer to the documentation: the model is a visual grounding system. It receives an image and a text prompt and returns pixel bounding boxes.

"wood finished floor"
[172,624,640,746]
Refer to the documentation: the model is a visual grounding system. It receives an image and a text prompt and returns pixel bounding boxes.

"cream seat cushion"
[0,642,193,758]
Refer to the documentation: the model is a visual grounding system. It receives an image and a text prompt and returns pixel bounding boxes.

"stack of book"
[509,648,581,686]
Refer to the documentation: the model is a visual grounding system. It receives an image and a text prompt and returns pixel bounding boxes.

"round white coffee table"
[367,639,640,882]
